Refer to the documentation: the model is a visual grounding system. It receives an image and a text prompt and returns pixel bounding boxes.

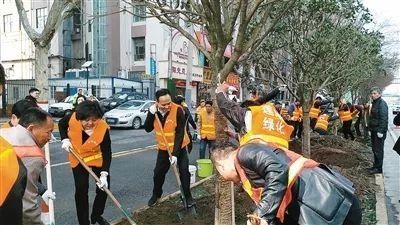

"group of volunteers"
[2,82,387,225]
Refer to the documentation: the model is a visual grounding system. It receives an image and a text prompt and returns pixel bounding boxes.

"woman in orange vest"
[59,100,111,225]
[338,102,355,140]
[212,143,362,225]
[198,100,216,159]
[144,89,194,208]
[288,99,303,139]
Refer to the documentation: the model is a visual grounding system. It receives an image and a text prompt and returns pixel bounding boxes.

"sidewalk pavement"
[383,128,400,225]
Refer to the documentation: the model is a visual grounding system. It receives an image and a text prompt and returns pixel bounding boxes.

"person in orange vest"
[314,112,339,135]
[0,136,27,225]
[350,104,364,137]
[144,89,194,207]
[195,99,206,122]
[216,82,285,136]
[59,101,111,225]
[198,100,216,159]
[288,99,303,139]
[1,99,37,128]
[212,143,362,225]
[338,102,355,140]
[0,108,55,225]
[309,96,332,130]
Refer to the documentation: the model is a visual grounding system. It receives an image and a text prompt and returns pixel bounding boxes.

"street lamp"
[82,61,93,94]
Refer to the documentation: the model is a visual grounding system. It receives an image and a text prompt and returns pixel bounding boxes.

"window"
[36,7,47,29]
[133,5,146,22]
[3,14,12,32]
[133,37,145,61]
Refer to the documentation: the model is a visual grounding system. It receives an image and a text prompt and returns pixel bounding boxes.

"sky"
[363,0,400,94]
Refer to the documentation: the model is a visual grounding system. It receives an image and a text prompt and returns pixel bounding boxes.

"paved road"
[44,127,204,225]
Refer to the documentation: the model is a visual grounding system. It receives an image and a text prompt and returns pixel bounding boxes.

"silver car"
[104,100,155,129]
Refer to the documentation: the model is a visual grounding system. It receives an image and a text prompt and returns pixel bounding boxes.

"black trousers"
[342,121,355,140]
[72,164,109,225]
[354,116,362,136]
[152,149,192,199]
[310,118,317,130]
[289,121,303,138]
[370,131,386,170]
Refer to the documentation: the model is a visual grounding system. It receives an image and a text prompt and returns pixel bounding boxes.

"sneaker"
[91,216,110,225]
[148,195,160,207]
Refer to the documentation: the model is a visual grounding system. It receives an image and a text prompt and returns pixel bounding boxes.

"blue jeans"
[199,139,215,159]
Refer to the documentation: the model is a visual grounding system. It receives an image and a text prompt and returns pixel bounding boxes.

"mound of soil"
[119,135,376,225]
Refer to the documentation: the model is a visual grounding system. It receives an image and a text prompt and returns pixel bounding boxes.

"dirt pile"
[118,135,376,225]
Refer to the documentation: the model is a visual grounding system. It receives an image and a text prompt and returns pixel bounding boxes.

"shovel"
[69,147,138,225]
[154,113,198,219]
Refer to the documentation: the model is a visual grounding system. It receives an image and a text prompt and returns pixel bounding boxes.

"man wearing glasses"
[368,87,388,175]
[144,89,194,207]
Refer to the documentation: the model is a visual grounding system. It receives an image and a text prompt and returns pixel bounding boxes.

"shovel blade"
[177,205,198,220]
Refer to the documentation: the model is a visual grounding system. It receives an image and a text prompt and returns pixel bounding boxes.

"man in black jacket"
[144,89,194,207]
[368,87,388,174]
[212,143,362,225]
[25,88,40,107]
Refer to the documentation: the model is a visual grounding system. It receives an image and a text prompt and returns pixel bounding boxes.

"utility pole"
[185,35,193,109]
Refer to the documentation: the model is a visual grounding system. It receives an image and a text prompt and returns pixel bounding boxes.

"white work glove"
[61,139,72,152]
[278,84,287,92]
[96,171,108,190]
[42,190,56,205]
[169,156,177,166]
[149,104,157,114]
[377,132,384,138]
[246,217,268,225]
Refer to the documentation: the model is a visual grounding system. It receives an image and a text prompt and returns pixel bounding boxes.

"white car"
[104,100,155,129]
[48,96,74,117]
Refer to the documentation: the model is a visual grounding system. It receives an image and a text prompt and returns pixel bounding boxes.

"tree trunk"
[302,112,311,157]
[35,44,50,102]
[210,65,235,225]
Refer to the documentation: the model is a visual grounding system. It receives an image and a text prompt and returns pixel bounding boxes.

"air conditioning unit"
[118,70,128,79]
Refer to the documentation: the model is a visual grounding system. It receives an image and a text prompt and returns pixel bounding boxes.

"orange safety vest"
[315,114,329,131]
[68,112,108,168]
[291,106,303,122]
[0,122,12,129]
[309,102,320,119]
[240,103,294,149]
[234,148,319,223]
[0,137,19,206]
[338,110,352,122]
[154,103,190,151]
[199,110,216,140]
[280,108,289,120]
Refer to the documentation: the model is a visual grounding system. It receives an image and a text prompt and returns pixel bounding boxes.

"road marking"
[51,145,157,167]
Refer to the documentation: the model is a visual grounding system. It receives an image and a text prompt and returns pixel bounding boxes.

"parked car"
[48,96,75,117]
[103,100,155,129]
[392,104,400,115]
[100,91,148,111]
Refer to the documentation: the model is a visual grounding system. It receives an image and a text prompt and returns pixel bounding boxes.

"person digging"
[212,143,362,225]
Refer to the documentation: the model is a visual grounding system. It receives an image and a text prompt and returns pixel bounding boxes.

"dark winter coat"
[368,97,388,133]
[392,113,400,156]
[237,143,358,225]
